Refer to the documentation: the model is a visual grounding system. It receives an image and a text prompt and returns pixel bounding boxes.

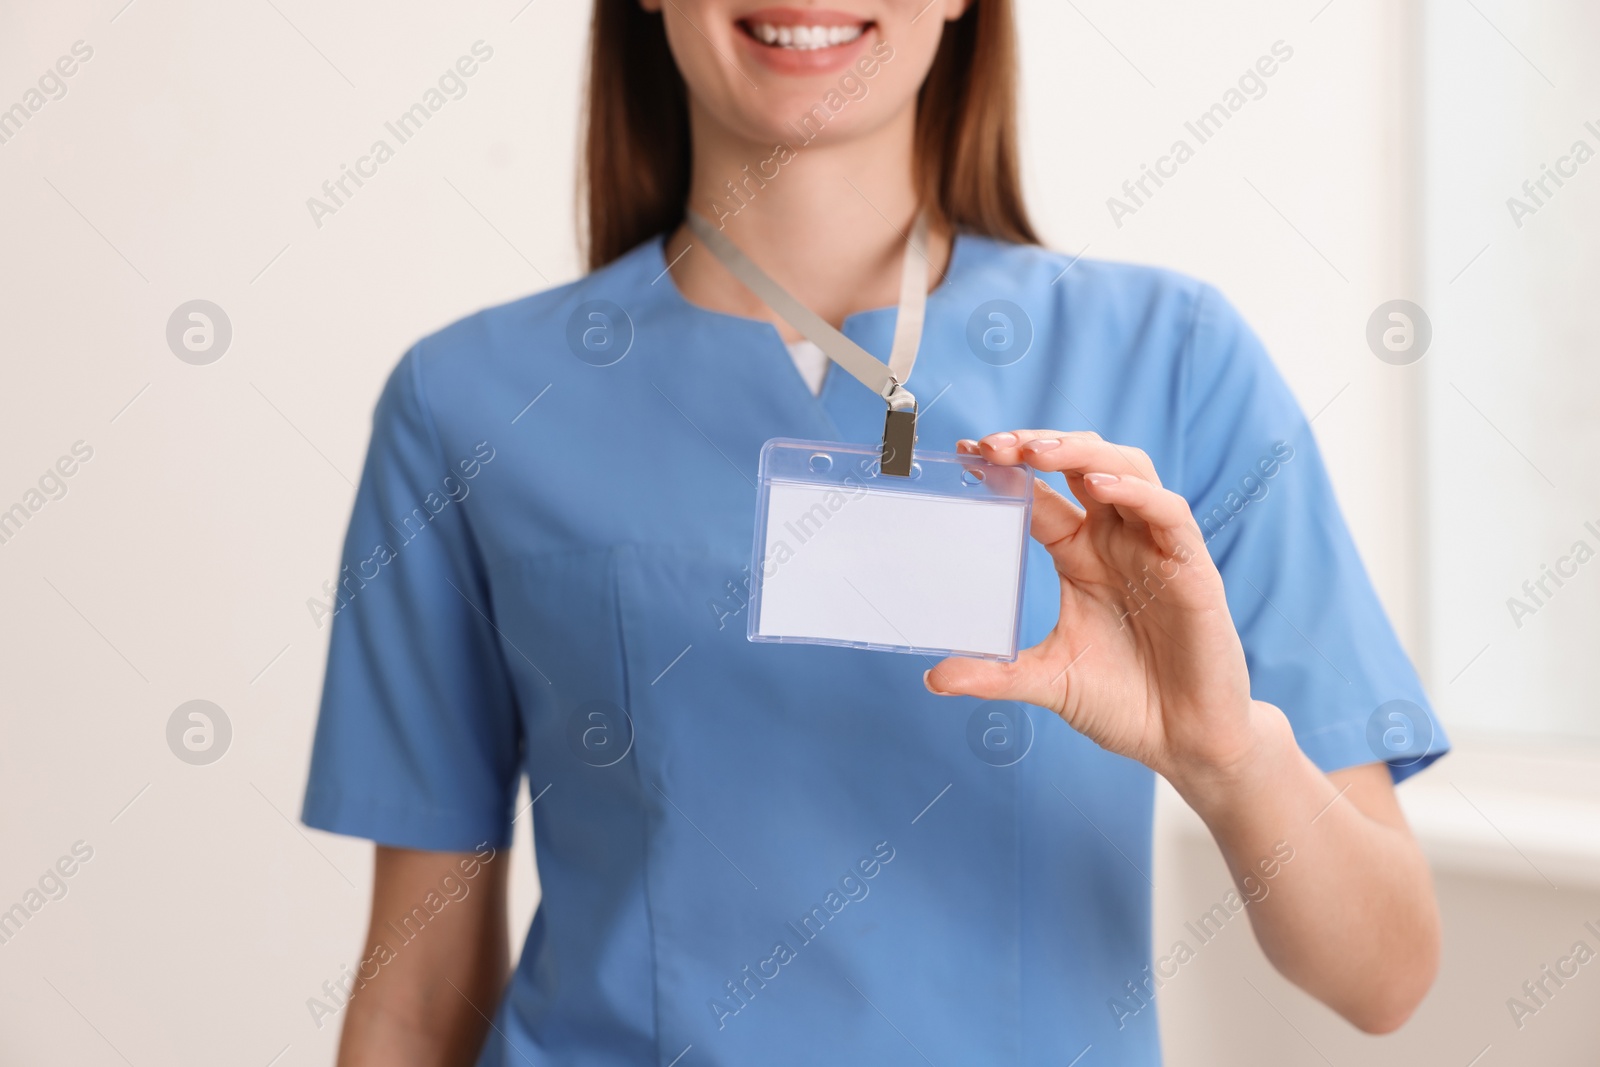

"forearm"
[337,846,511,1067]
[1168,702,1440,1033]
[337,951,506,1067]
[339,989,496,1067]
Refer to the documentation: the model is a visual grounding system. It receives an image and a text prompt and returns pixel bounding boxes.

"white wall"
[0,2,581,1061]
[1017,0,1426,653]
[0,1,1593,1064]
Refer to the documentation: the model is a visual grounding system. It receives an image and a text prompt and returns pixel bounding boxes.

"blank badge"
[748,439,1033,660]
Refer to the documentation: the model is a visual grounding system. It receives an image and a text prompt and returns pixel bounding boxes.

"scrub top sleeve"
[1177,286,1447,783]
[301,346,523,850]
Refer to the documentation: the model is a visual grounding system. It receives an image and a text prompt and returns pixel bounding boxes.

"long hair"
[578,0,1038,270]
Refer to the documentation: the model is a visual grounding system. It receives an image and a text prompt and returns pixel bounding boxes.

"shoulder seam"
[405,339,452,480]
[401,337,525,829]
[1175,283,1215,495]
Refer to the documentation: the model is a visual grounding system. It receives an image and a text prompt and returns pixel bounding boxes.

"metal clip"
[880,381,918,477]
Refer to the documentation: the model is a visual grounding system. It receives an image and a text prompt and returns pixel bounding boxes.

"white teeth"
[749,22,865,50]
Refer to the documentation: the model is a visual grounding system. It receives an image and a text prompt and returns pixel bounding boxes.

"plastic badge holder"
[749,439,1034,661]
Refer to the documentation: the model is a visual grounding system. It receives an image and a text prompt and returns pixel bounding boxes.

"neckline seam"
[649,229,969,333]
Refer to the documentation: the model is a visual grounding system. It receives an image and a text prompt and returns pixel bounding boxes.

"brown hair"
[579,0,1038,271]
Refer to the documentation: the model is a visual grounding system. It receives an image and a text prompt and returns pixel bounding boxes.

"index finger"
[977,431,1160,485]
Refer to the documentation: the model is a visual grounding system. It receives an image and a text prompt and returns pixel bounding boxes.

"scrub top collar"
[645,229,972,372]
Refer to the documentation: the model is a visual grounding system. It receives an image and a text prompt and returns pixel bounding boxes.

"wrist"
[1163,701,1299,822]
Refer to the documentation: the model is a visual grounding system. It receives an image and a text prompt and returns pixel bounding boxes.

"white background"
[0,0,1596,1064]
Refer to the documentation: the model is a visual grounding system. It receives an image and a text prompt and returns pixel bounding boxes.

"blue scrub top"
[302,233,1446,1066]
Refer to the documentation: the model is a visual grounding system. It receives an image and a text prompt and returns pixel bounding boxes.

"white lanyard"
[685,211,931,476]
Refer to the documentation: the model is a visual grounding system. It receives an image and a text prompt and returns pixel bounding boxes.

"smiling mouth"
[737,18,873,51]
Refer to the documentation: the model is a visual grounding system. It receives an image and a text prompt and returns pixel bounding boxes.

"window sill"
[1156,735,1600,890]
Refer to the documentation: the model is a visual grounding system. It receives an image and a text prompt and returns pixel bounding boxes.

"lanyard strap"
[685,211,930,475]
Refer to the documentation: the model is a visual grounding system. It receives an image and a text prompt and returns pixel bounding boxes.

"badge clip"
[881,381,918,477]
[684,209,931,480]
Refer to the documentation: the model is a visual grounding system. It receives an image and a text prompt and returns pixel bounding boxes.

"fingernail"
[986,432,1018,447]
[1024,438,1061,453]
[956,439,979,454]
[1084,472,1119,486]
[923,669,952,695]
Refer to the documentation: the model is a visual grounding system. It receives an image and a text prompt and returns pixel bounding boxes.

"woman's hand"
[926,430,1265,790]
[930,431,1444,1033]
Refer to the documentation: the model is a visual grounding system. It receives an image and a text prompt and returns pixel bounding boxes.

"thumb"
[925,650,1058,709]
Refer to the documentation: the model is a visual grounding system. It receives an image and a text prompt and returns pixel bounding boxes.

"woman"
[303,1,1447,1063]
